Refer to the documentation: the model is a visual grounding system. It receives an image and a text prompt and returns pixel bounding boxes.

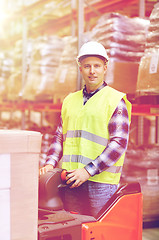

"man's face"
[79,56,107,93]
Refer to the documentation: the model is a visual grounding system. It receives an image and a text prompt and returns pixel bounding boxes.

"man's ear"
[104,64,107,74]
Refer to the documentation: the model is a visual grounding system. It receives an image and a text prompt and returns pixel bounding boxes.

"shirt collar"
[83,81,107,98]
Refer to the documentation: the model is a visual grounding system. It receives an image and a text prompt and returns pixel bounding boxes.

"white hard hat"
[76,41,109,65]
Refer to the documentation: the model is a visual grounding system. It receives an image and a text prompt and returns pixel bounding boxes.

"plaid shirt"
[46,82,130,177]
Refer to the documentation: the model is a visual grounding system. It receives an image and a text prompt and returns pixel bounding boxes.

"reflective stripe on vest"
[63,130,108,146]
[61,86,131,184]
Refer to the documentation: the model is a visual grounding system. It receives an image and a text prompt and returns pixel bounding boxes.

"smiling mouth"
[89,76,97,80]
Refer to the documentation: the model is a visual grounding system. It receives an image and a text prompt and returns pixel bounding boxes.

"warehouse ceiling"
[0,0,158,48]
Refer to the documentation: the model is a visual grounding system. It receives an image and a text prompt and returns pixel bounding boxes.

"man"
[39,41,131,218]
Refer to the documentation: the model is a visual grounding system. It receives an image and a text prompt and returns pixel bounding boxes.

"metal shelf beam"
[0,102,159,116]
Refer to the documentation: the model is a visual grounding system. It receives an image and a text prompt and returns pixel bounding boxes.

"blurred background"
[0,1,159,239]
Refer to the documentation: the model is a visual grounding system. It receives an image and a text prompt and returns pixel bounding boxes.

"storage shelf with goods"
[1,0,156,46]
[136,2,159,101]
[0,0,79,104]
[0,0,158,133]
[0,0,157,105]
[121,3,159,225]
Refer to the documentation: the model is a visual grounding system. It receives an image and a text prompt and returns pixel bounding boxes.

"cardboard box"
[105,59,139,94]
[0,130,42,240]
[136,51,159,95]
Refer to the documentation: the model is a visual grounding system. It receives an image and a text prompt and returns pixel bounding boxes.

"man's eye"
[84,65,90,68]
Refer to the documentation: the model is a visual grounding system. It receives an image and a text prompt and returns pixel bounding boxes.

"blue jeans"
[62,181,117,218]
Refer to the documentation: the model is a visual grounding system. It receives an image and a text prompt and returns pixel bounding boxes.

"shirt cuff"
[84,162,99,177]
[45,157,57,168]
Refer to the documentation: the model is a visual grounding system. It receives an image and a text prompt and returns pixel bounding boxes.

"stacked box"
[0,130,41,240]
[136,3,159,97]
[105,60,139,94]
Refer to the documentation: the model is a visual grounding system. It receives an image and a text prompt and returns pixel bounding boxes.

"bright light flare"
[0,1,8,23]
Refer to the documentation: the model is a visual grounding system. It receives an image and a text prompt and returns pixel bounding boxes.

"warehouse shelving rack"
[0,0,158,143]
[5,0,155,89]
[0,101,159,116]
[1,0,157,89]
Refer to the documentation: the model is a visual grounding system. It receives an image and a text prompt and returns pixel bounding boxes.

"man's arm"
[39,117,63,175]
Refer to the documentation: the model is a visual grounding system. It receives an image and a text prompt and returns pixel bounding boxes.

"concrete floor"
[142,228,159,240]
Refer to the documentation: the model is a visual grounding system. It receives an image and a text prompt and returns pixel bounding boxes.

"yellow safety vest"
[61,86,131,184]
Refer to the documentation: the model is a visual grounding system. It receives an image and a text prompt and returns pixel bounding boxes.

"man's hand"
[66,168,90,188]
[39,164,54,175]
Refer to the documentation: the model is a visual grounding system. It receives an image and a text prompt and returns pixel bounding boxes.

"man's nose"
[90,66,95,74]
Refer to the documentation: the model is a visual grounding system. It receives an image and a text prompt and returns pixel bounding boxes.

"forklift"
[38,168,143,240]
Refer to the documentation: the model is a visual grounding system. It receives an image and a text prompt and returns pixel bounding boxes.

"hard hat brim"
[78,54,108,63]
